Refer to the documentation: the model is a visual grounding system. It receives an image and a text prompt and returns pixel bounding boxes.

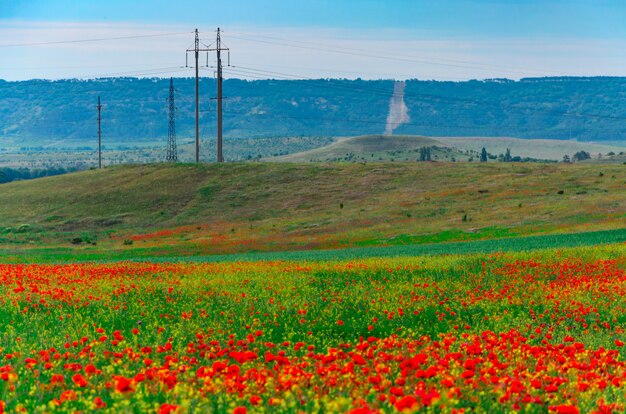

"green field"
[2,227,624,264]
[0,162,624,261]
[2,159,626,413]
[2,244,626,412]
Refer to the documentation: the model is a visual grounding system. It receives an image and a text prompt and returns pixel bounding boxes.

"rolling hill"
[273,135,626,162]
[272,135,468,162]
[1,162,625,261]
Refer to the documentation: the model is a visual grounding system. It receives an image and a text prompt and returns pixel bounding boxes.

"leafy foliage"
[0,167,77,184]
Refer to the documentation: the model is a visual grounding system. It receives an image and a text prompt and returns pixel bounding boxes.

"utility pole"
[166,78,178,162]
[186,29,210,163]
[209,28,229,163]
[97,96,102,169]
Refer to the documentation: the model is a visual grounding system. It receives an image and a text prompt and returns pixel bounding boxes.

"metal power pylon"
[166,78,178,162]
[209,28,230,163]
[186,29,210,163]
[97,96,102,168]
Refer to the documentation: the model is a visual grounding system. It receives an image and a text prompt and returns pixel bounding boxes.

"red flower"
[549,405,579,414]
[72,373,87,387]
[85,364,99,375]
[115,376,134,393]
[249,395,262,405]
[390,386,405,396]
[60,390,77,403]
[159,404,179,414]
[461,370,475,379]
[93,396,107,409]
[395,395,418,411]
[50,374,65,385]
[233,407,247,414]
[352,354,366,365]
[349,407,375,414]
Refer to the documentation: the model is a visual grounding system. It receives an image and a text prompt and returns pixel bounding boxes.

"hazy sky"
[1,0,625,81]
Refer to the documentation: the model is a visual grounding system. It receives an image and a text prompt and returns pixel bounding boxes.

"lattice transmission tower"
[166,77,178,162]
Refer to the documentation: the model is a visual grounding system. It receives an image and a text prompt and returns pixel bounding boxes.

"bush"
[15,224,31,233]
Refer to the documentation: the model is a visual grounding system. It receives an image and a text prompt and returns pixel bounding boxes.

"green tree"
[572,151,591,162]
[480,147,488,162]
[504,148,512,162]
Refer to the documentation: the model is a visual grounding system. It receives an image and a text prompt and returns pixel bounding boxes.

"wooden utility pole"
[209,28,229,163]
[186,29,210,163]
[97,96,102,168]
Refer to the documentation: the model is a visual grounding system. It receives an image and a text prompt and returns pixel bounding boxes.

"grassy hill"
[273,135,470,162]
[1,162,625,261]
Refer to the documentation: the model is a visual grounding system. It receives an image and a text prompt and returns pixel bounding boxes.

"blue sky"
[3,0,625,37]
[1,0,625,80]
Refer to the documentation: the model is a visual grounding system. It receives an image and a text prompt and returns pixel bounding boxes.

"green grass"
[1,162,625,260]
[2,227,625,264]
[2,243,626,412]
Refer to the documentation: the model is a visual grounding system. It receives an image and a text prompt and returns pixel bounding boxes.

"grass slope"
[1,162,625,260]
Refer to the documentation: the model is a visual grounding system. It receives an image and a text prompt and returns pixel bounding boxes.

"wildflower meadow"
[0,244,625,412]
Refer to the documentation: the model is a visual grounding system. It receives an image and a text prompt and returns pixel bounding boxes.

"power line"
[226,30,558,77]
[4,66,194,81]
[72,66,192,80]
[224,60,433,80]
[0,31,192,48]
[225,32,555,78]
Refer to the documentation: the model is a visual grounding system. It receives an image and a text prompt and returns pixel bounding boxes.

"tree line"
[0,167,78,184]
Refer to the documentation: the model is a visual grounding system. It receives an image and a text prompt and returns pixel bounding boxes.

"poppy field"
[1,244,626,412]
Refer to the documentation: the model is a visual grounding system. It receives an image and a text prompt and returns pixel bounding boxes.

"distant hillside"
[437,137,625,161]
[585,153,626,164]
[274,135,626,162]
[1,163,625,259]
[1,77,625,150]
[274,135,469,162]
